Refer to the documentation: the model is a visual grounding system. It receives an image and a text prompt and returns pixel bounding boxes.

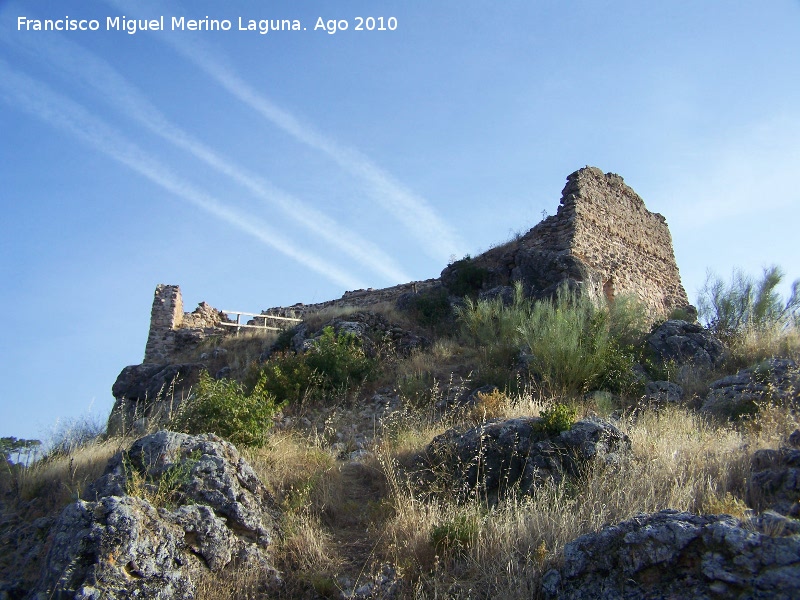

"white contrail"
[0,59,367,290]
[105,0,467,262]
[2,24,411,284]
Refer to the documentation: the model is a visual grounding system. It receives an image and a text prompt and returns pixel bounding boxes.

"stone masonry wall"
[139,167,689,364]
[260,279,440,320]
[474,166,689,318]
[563,167,688,315]
[143,284,183,364]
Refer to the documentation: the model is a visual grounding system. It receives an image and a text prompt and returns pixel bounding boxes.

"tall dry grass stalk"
[375,404,770,598]
[728,326,800,369]
[4,436,130,514]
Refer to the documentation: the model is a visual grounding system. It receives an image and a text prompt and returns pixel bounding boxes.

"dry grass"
[727,327,800,369]
[302,304,363,331]
[372,403,781,598]
[170,328,279,382]
[6,436,130,513]
[240,432,349,595]
[194,563,277,600]
[302,300,415,333]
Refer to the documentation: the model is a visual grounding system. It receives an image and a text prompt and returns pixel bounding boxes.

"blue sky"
[1,0,799,442]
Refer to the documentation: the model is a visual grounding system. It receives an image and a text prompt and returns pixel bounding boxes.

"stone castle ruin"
[458,166,690,317]
[144,284,229,364]
[111,166,690,434]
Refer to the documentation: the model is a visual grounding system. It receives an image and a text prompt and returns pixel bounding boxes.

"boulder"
[287,311,429,358]
[701,358,800,420]
[748,446,800,517]
[541,509,800,600]
[108,364,206,435]
[31,432,279,599]
[646,320,727,375]
[417,417,630,501]
[643,380,683,404]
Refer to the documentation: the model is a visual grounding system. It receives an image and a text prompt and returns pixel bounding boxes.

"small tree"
[698,266,799,341]
[0,437,42,466]
[175,371,285,447]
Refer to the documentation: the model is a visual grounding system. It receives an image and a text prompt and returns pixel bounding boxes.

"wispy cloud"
[106,0,467,263]
[3,23,411,284]
[656,114,800,229]
[0,59,367,290]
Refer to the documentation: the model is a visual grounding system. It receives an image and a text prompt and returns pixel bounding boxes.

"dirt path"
[326,460,388,588]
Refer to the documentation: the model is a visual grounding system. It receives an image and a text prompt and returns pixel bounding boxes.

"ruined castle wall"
[261,279,440,319]
[143,284,183,363]
[138,168,689,365]
[563,167,689,316]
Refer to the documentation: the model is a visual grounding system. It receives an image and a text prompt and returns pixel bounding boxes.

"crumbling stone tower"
[459,167,690,318]
[144,284,184,363]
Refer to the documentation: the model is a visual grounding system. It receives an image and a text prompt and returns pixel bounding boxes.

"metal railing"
[218,310,302,332]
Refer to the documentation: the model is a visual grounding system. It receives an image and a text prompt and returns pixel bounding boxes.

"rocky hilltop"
[3,167,798,600]
[111,167,692,435]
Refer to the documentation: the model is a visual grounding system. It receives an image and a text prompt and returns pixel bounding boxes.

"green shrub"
[518,286,643,394]
[456,282,528,386]
[305,326,375,390]
[407,288,453,328]
[257,327,375,405]
[260,352,325,405]
[176,371,284,447]
[534,403,578,436]
[455,282,645,395]
[698,265,799,342]
[430,514,480,555]
[446,255,489,298]
[456,282,529,347]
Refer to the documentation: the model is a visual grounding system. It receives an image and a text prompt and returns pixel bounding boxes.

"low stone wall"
[259,278,440,320]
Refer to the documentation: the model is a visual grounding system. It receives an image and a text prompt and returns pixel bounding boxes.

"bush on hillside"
[406,287,453,329]
[534,402,578,436]
[518,286,643,394]
[457,282,645,395]
[455,282,528,387]
[175,371,284,447]
[257,326,376,405]
[698,265,799,344]
[304,326,375,389]
[445,255,489,298]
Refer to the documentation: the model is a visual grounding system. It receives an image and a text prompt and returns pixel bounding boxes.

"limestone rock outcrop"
[541,509,800,600]
[702,358,800,420]
[107,363,206,436]
[417,417,631,502]
[647,319,727,375]
[748,442,800,518]
[30,432,279,599]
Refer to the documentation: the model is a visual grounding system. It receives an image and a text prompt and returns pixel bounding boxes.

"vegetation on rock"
[699,265,800,344]
[2,263,800,599]
[175,371,284,447]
